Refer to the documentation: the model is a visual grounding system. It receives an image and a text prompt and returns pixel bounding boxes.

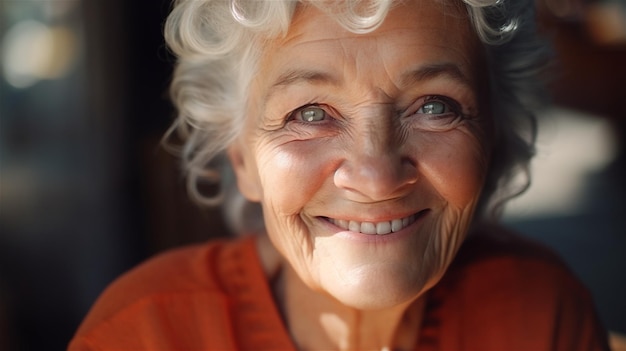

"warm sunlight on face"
[229,0,491,310]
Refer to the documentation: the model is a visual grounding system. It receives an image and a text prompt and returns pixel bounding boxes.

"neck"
[280,265,425,351]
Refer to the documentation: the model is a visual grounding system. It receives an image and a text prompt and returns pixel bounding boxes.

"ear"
[227,142,262,202]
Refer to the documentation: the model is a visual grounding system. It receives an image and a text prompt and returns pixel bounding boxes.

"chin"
[318,267,433,311]
[328,285,423,311]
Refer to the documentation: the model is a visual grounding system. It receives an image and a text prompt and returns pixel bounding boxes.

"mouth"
[323,210,427,235]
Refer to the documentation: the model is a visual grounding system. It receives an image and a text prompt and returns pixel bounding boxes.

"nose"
[333,121,418,202]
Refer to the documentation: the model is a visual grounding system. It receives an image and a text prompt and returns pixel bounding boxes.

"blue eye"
[418,101,448,115]
[407,96,465,131]
[289,105,328,123]
[301,107,326,122]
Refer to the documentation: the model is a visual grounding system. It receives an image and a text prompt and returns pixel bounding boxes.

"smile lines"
[326,212,422,235]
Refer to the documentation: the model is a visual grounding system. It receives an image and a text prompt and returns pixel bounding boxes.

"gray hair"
[163,0,549,233]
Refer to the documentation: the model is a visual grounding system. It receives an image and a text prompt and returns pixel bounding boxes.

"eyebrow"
[400,63,473,88]
[264,68,339,101]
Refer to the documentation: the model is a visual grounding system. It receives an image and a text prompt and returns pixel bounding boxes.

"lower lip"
[317,210,429,244]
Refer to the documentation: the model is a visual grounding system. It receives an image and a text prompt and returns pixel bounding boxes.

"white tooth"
[349,220,361,232]
[337,214,419,234]
[360,222,377,235]
[376,221,392,235]
[391,218,403,232]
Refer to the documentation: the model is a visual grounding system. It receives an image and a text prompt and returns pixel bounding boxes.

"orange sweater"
[68,229,609,350]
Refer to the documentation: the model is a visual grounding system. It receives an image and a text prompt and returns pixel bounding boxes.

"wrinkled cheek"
[433,206,473,267]
[420,137,488,211]
[419,136,487,281]
[430,144,485,263]
[258,145,330,216]
[255,144,335,283]
[409,206,469,296]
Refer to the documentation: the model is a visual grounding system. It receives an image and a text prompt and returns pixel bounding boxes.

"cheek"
[256,139,339,215]
[416,131,489,209]
[254,139,341,288]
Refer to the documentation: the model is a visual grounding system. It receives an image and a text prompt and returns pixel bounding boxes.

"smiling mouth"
[324,211,427,235]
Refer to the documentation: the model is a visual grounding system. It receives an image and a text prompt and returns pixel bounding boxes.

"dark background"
[0,0,624,350]
[1,1,229,349]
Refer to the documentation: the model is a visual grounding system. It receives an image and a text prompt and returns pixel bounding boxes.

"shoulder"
[449,221,592,282]
[430,222,609,350]
[450,222,579,285]
[443,223,594,315]
[87,238,238,313]
[69,236,259,350]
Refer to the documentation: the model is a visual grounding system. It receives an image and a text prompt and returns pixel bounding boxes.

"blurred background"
[0,0,624,350]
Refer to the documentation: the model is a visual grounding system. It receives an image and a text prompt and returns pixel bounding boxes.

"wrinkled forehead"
[263,0,484,71]
[251,0,487,98]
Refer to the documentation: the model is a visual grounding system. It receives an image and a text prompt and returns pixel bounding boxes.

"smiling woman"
[68,1,610,350]
[228,2,488,315]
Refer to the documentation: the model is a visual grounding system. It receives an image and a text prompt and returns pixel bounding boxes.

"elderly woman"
[69,0,609,350]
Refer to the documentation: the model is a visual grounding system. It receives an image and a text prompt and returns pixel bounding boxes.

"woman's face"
[229,0,491,310]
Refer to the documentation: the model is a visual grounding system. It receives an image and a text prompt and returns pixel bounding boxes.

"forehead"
[253,0,483,104]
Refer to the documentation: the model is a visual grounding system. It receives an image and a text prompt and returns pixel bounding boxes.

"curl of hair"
[163,0,550,232]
